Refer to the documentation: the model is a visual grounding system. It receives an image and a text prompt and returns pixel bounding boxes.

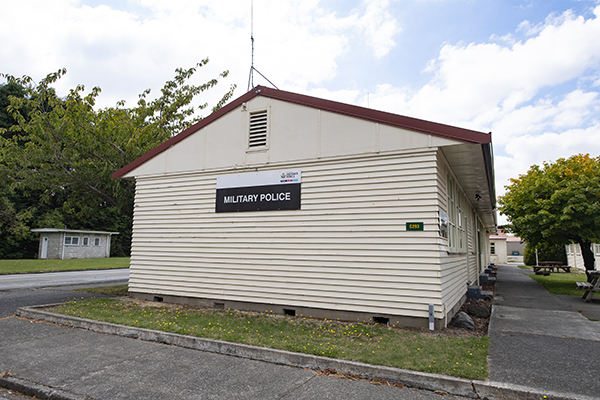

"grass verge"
[74,284,129,296]
[529,271,599,297]
[49,297,489,380]
[0,257,129,274]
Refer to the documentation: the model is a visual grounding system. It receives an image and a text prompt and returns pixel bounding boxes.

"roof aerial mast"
[247,0,279,92]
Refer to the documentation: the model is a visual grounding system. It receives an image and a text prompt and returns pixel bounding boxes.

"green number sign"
[406,222,424,231]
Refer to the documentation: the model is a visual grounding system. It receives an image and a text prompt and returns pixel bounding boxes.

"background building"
[489,230,526,264]
[31,229,118,259]
[489,236,508,264]
[566,243,600,270]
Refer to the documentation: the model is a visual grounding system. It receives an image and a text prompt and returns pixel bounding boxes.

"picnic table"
[533,261,571,274]
[577,270,600,303]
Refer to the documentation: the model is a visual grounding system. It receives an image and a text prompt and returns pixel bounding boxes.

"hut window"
[94,237,100,246]
[65,236,79,245]
[82,237,89,246]
[248,110,268,149]
[447,176,456,250]
[447,175,466,253]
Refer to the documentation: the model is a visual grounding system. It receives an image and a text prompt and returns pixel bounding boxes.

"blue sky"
[1,0,599,224]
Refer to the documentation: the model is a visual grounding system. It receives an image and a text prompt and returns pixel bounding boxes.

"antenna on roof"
[247,0,279,92]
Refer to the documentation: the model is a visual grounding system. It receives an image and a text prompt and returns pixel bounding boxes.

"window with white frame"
[447,176,456,250]
[458,195,466,252]
[64,236,79,245]
[82,237,89,246]
[439,210,449,239]
[447,175,467,253]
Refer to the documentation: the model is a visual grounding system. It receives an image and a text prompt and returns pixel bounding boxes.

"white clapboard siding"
[129,149,447,319]
[436,156,480,310]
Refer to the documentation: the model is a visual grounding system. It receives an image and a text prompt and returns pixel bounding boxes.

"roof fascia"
[257,86,491,145]
[31,229,119,235]
[111,89,261,179]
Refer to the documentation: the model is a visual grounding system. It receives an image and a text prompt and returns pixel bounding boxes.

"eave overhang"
[441,142,497,232]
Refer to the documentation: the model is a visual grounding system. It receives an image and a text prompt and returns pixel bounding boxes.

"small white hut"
[31,228,118,259]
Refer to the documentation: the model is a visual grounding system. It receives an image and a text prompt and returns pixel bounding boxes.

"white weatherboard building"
[113,86,497,329]
[566,243,600,271]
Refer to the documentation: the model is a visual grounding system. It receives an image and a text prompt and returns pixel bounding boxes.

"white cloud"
[0,0,399,109]
[498,123,600,193]
[494,122,600,225]
[364,6,600,126]
[359,0,400,58]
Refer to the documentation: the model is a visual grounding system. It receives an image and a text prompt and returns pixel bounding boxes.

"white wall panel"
[129,150,447,319]
[436,152,477,315]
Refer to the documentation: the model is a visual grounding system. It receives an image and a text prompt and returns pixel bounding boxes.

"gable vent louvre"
[249,110,268,148]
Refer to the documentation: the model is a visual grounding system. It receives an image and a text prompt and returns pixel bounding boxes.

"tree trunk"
[577,240,596,282]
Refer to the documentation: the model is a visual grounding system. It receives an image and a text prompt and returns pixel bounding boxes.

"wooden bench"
[576,281,593,290]
[576,271,600,302]
[533,262,571,274]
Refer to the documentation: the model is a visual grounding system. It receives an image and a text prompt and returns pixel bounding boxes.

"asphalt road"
[0,269,129,292]
[0,288,115,318]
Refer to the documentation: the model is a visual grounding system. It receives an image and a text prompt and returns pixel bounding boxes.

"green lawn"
[74,284,129,296]
[50,298,489,380]
[0,257,130,274]
[529,270,599,297]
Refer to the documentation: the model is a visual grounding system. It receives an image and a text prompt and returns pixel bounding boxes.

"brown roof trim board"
[111,89,258,179]
[112,85,491,179]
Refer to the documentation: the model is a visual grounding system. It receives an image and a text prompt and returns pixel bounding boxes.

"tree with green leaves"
[498,154,600,275]
[523,242,567,267]
[0,59,235,257]
[0,81,26,133]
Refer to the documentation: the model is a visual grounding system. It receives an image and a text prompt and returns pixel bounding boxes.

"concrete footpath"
[1,265,599,399]
[489,264,600,398]
[1,312,472,400]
